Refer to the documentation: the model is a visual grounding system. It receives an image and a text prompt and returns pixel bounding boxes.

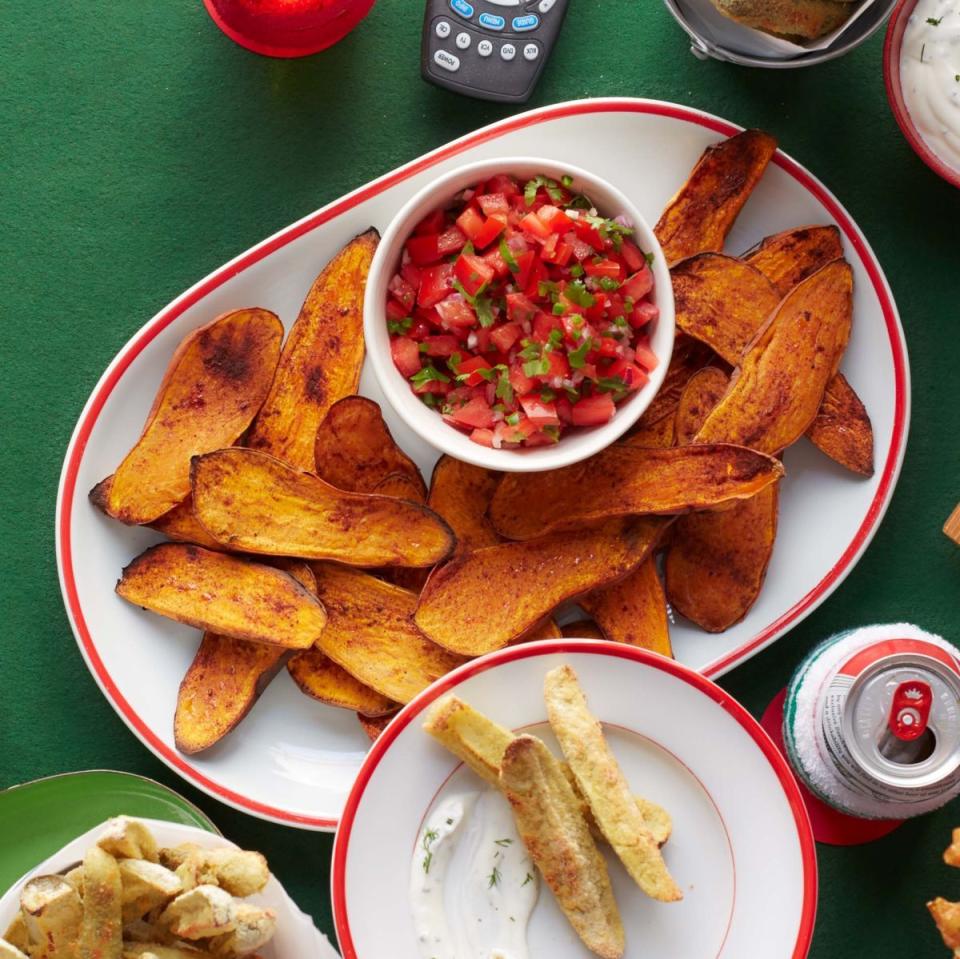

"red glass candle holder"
[203,0,377,58]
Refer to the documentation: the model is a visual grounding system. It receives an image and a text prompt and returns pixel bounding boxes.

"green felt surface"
[3,0,960,955]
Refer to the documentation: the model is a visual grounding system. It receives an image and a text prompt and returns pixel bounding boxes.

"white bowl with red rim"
[363,157,675,472]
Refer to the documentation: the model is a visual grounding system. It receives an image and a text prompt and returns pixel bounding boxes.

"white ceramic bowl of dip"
[363,157,675,473]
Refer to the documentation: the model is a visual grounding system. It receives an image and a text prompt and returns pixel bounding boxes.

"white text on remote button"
[477,38,493,56]
[538,0,556,11]
[434,50,461,72]
[523,42,539,60]
[435,19,452,38]
[455,31,471,49]
[500,43,516,60]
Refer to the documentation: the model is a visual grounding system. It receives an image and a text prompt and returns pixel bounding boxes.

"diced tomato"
[421,335,462,357]
[606,359,648,391]
[473,215,505,250]
[540,233,559,260]
[537,205,575,234]
[454,253,495,297]
[490,322,523,352]
[407,317,432,339]
[385,298,409,323]
[520,394,560,426]
[509,364,536,396]
[572,218,604,250]
[533,311,563,344]
[400,260,422,289]
[486,173,521,196]
[621,265,654,301]
[473,326,496,353]
[456,206,486,243]
[630,300,660,330]
[438,226,467,256]
[456,355,493,387]
[584,258,623,280]
[544,240,574,267]
[523,258,549,298]
[390,337,421,378]
[406,234,442,266]
[567,233,595,262]
[447,395,496,429]
[596,336,621,360]
[388,274,416,311]
[571,393,615,426]
[506,293,538,325]
[556,394,574,424]
[620,240,646,272]
[478,193,510,216]
[542,350,570,381]
[495,418,539,446]
[418,263,455,308]
[514,250,536,289]
[633,340,659,371]
[523,428,560,447]
[483,246,511,279]
[414,209,446,236]
[435,294,476,331]
[470,428,496,447]
[414,378,452,396]
[520,212,552,241]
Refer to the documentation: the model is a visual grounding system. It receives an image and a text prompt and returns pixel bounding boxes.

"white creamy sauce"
[410,788,539,959]
[900,0,960,171]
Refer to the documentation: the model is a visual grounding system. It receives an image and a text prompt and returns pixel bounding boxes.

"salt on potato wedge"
[157,847,269,898]
[246,230,378,471]
[116,544,326,650]
[488,444,784,541]
[190,449,455,568]
[159,885,236,940]
[544,665,683,903]
[500,735,625,959]
[90,308,283,525]
[98,815,160,862]
[118,860,183,924]
[80,845,123,959]
[20,875,82,958]
[207,903,276,957]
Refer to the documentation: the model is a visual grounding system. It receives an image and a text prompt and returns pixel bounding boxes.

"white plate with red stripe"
[56,97,909,830]
[331,641,817,959]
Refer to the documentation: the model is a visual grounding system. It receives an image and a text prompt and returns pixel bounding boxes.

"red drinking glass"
[203,0,377,58]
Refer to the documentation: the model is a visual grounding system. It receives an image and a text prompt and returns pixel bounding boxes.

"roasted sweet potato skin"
[427,456,501,554]
[191,449,455,567]
[674,367,730,446]
[246,230,379,470]
[150,498,224,551]
[806,373,874,476]
[415,519,662,656]
[654,130,778,265]
[314,395,425,497]
[632,334,716,433]
[116,543,326,649]
[91,309,283,525]
[358,711,398,741]
[696,260,853,455]
[287,646,397,715]
[560,619,607,640]
[744,224,844,297]
[489,444,784,540]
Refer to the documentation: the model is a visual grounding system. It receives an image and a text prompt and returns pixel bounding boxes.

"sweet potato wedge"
[654,130,778,265]
[561,619,606,640]
[427,455,501,554]
[695,259,853,454]
[151,498,224,551]
[806,373,874,476]
[90,309,283,525]
[372,471,427,502]
[313,395,426,497]
[581,557,672,657]
[632,334,716,432]
[287,647,397,715]
[414,519,662,655]
[309,563,466,704]
[190,449,455,567]
[743,224,844,297]
[674,367,730,446]
[671,253,780,364]
[489,444,784,540]
[357,710,398,741]
[246,230,378,470]
[510,617,563,644]
[620,410,676,449]
[116,543,326,649]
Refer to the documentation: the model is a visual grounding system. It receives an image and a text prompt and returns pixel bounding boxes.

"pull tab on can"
[888,681,933,741]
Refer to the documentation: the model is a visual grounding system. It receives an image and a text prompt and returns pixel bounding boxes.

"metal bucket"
[662,0,899,67]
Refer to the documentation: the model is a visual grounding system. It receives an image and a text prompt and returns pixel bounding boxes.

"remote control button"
[500,43,516,60]
[512,13,539,30]
[523,42,539,60]
[455,31,471,49]
[478,12,506,30]
[538,0,556,12]
[449,0,474,20]
[435,19,452,38]
[477,38,494,56]
[434,49,461,72]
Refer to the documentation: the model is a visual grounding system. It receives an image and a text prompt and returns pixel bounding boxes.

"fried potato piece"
[246,230,378,470]
[98,817,159,862]
[159,885,235,940]
[806,373,874,476]
[632,334,716,431]
[545,665,682,902]
[122,948,210,959]
[415,519,661,655]
[671,253,781,364]
[20,876,82,958]
[308,563,465,703]
[208,903,277,957]
[0,940,29,959]
[119,860,183,923]
[287,646,396,715]
[313,395,426,497]
[116,544,326,650]
[90,309,283,525]
[696,260,853,454]
[422,695,672,846]
[743,224,844,297]
[654,130,778,265]
[427,456,501,554]
[930,897,960,952]
[711,0,853,41]
[489,444,784,540]
[2,916,29,954]
[158,847,268,898]
[150,499,224,551]
[944,826,960,867]
[560,619,606,640]
[674,367,730,446]
[357,710,398,741]
[80,846,123,959]
[500,735,625,959]
[581,557,672,657]
[191,449,454,567]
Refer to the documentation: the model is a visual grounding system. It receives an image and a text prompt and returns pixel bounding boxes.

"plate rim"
[55,96,910,830]
[329,638,818,959]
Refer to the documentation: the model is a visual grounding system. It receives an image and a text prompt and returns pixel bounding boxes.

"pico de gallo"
[386,172,659,449]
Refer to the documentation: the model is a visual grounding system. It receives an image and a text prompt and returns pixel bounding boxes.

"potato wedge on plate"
[631,334,716,433]
[246,229,378,471]
[743,224,844,297]
[20,876,82,957]
[80,846,123,958]
[806,373,874,477]
[150,499,223,551]
[191,449,454,567]
[90,309,283,526]
[426,456,501,554]
[287,647,397,716]
[674,367,729,446]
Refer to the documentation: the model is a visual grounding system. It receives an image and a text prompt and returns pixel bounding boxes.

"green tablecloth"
[4,0,960,954]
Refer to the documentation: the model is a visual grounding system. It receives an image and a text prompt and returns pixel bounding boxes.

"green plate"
[0,770,218,890]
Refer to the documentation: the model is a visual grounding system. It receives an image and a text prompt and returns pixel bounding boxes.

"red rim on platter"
[330,640,818,959]
[884,0,960,189]
[56,98,910,829]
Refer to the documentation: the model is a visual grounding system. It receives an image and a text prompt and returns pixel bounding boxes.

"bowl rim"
[362,155,676,473]
[883,0,960,189]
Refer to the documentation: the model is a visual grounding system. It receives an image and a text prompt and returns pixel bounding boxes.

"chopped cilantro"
[561,174,574,188]
[565,279,595,308]
[422,828,439,873]
[546,328,564,350]
[476,295,494,328]
[552,302,567,316]
[569,263,585,278]
[521,872,534,887]
[410,364,450,387]
[599,277,621,291]
[523,174,563,206]
[928,16,943,24]
[494,838,514,847]
[487,865,502,888]
[499,238,521,273]
[523,357,550,377]
[387,317,412,334]
[506,412,520,425]
[645,251,655,266]
[568,339,592,369]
